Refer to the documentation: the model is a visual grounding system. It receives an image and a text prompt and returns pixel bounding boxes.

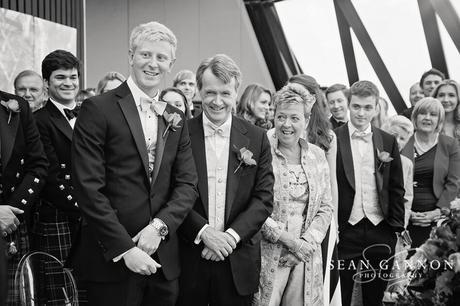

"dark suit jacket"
[401,134,460,208]
[0,91,48,224]
[179,114,274,296]
[335,124,405,232]
[330,117,346,130]
[34,101,79,217]
[71,82,198,282]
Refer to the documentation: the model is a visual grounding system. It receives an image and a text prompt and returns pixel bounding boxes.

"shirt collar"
[347,121,372,138]
[202,113,232,137]
[49,98,76,118]
[127,76,165,114]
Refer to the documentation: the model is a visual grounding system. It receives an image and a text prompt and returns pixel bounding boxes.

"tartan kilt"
[6,222,29,306]
[33,210,83,306]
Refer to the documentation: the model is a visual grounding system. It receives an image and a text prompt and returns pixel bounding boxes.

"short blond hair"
[129,21,177,59]
[273,83,316,117]
[411,97,445,132]
[381,115,414,136]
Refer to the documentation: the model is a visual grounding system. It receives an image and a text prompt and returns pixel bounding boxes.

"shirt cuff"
[226,228,240,244]
[112,247,135,262]
[194,224,210,245]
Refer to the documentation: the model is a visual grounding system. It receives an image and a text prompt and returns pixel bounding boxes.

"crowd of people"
[1,20,460,306]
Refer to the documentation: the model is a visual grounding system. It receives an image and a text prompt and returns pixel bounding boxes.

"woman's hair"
[286,74,332,151]
[381,115,414,137]
[431,79,460,120]
[411,97,445,133]
[237,84,271,117]
[159,87,192,119]
[371,97,389,128]
[96,71,126,94]
[173,70,195,87]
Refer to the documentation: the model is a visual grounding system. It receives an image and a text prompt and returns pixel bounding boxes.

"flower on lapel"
[376,148,393,171]
[233,145,257,174]
[1,99,20,124]
[162,111,182,138]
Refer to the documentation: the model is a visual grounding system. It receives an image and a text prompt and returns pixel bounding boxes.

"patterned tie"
[63,107,79,120]
[140,97,162,115]
[351,130,372,143]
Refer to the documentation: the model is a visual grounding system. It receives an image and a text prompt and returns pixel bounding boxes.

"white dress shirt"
[50,99,77,129]
[194,114,240,245]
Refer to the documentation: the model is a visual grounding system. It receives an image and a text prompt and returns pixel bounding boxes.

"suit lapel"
[0,103,19,170]
[225,117,249,223]
[151,113,166,186]
[46,101,73,141]
[372,127,384,192]
[190,115,209,216]
[338,125,355,190]
[117,84,149,179]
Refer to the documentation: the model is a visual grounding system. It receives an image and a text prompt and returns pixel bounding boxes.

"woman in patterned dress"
[254,83,333,306]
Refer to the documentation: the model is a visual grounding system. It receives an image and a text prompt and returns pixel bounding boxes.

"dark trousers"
[85,271,178,306]
[0,239,6,306]
[338,219,396,306]
[177,259,251,306]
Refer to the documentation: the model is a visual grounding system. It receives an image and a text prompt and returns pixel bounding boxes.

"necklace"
[414,133,437,156]
[288,167,308,199]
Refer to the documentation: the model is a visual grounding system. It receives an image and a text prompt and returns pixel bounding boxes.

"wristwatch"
[151,218,168,238]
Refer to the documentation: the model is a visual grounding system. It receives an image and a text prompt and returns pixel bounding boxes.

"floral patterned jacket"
[253,134,333,306]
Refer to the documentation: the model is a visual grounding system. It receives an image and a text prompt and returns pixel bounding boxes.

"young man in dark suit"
[71,21,198,306]
[334,81,405,306]
[33,49,82,305]
[177,54,274,306]
[325,83,349,130]
[0,90,48,304]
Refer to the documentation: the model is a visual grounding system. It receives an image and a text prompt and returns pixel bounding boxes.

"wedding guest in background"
[75,88,96,107]
[160,87,192,119]
[431,79,460,142]
[420,68,445,97]
[14,70,47,112]
[96,71,126,95]
[371,97,389,128]
[236,83,273,130]
[177,54,274,306]
[325,83,349,129]
[381,115,414,300]
[34,49,83,305]
[71,21,198,306]
[173,69,197,116]
[254,83,333,306]
[0,90,47,305]
[335,80,405,306]
[402,97,460,248]
[401,82,424,119]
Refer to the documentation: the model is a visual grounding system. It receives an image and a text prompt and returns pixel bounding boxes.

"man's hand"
[132,224,162,256]
[0,206,24,236]
[201,227,236,260]
[123,247,161,275]
[201,246,223,261]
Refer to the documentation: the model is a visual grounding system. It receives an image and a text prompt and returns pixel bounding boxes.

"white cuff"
[112,247,135,262]
[226,228,240,244]
[194,224,210,244]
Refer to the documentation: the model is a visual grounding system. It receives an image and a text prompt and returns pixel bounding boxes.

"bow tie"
[140,97,162,115]
[351,130,372,142]
[64,107,79,120]
[204,122,230,137]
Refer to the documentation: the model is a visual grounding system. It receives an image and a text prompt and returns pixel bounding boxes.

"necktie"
[351,130,372,143]
[140,97,162,115]
[64,107,79,120]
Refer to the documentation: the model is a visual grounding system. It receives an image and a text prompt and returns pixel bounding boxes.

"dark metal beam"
[336,0,406,112]
[430,0,460,56]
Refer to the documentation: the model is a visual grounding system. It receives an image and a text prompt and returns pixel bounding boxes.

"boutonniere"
[233,145,257,174]
[1,99,20,124]
[162,111,182,138]
[376,148,393,171]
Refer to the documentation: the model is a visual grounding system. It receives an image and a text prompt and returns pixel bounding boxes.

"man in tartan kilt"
[33,50,83,305]
[0,90,48,305]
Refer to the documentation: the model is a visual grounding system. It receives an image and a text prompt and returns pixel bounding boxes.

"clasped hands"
[123,223,162,276]
[200,227,237,261]
[410,208,441,227]
[278,231,315,268]
[0,206,23,237]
